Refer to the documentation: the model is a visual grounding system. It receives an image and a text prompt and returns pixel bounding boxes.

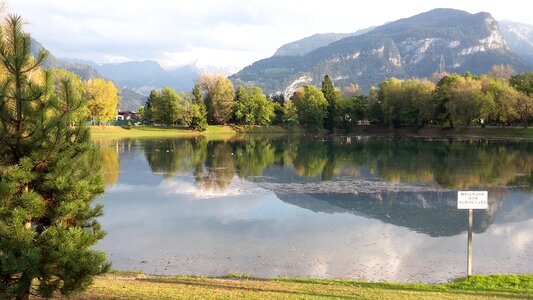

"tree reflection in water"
[131,136,533,190]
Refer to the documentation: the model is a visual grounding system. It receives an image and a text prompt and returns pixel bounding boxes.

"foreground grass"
[54,273,532,299]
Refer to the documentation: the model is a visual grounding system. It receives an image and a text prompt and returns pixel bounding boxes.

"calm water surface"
[94,136,533,283]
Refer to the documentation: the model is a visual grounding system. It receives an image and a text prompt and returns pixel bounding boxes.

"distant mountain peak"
[273,27,375,57]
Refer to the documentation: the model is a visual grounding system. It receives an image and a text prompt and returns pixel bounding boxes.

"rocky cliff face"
[231,8,531,96]
[499,20,533,65]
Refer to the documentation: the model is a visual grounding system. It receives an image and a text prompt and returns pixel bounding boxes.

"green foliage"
[283,100,299,126]
[200,75,235,125]
[146,87,194,126]
[321,75,337,130]
[152,87,182,125]
[509,72,533,96]
[234,85,275,126]
[482,77,518,126]
[379,78,436,127]
[337,95,368,130]
[0,15,108,299]
[192,82,203,104]
[367,86,383,124]
[186,103,208,131]
[271,102,284,124]
[443,76,484,127]
[292,85,328,128]
[379,78,405,127]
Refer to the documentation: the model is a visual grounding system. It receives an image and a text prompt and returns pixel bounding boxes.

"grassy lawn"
[91,125,533,140]
[90,125,309,139]
[49,273,532,299]
[90,125,237,139]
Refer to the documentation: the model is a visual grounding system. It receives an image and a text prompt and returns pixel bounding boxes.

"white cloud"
[7,0,533,70]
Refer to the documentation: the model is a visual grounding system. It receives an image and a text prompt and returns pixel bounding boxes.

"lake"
[94,136,533,283]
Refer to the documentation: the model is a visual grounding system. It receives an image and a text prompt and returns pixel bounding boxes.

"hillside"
[231,8,532,96]
[31,39,146,111]
[500,20,533,64]
[30,38,100,81]
[273,27,375,57]
[93,61,198,95]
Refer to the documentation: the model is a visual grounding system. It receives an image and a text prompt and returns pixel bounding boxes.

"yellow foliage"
[86,78,120,123]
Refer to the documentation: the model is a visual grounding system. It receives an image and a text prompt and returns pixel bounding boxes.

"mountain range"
[231,8,533,96]
[30,39,147,111]
[30,8,533,109]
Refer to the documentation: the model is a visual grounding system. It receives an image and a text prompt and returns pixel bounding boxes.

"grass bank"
[90,125,236,139]
[56,273,532,299]
[89,125,310,140]
[91,125,533,140]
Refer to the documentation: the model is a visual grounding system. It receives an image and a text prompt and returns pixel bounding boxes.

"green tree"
[434,74,484,127]
[513,92,533,128]
[403,79,436,125]
[234,85,275,125]
[283,99,298,126]
[143,90,158,121]
[0,15,108,299]
[186,102,208,131]
[321,75,337,130]
[509,72,533,96]
[187,84,207,131]
[192,82,203,104]
[86,78,120,125]
[150,87,186,126]
[292,85,328,128]
[199,74,234,124]
[337,95,368,130]
[482,78,518,126]
[379,78,405,127]
[367,86,384,124]
[445,76,484,127]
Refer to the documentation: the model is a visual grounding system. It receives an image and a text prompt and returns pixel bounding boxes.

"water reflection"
[103,137,533,190]
[94,136,533,281]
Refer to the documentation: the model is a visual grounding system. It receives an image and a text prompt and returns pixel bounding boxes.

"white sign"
[457,191,488,209]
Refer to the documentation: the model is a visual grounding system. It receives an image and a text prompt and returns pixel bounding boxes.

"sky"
[7,0,533,72]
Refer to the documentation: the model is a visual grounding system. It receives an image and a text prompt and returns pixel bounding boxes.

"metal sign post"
[457,191,488,277]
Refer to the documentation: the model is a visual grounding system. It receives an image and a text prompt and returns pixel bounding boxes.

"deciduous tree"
[292,85,328,128]
[198,74,234,124]
[234,85,274,125]
[86,78,120,124]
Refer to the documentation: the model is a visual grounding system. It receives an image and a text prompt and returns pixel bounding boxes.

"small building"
[116,110,141,121]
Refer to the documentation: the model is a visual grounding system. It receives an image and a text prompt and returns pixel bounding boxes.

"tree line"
[141,71,533,131]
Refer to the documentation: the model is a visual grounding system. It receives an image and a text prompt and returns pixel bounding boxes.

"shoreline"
[72,272,533,299]
[90,125,533,141]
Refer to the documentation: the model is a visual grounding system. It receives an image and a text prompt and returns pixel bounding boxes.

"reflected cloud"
[161,177,268,199]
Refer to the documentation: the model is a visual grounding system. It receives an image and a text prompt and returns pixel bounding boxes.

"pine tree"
[189,84,208,131]
[192,82,202,105]
[321,75,337,130]
[0,15,109,299]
